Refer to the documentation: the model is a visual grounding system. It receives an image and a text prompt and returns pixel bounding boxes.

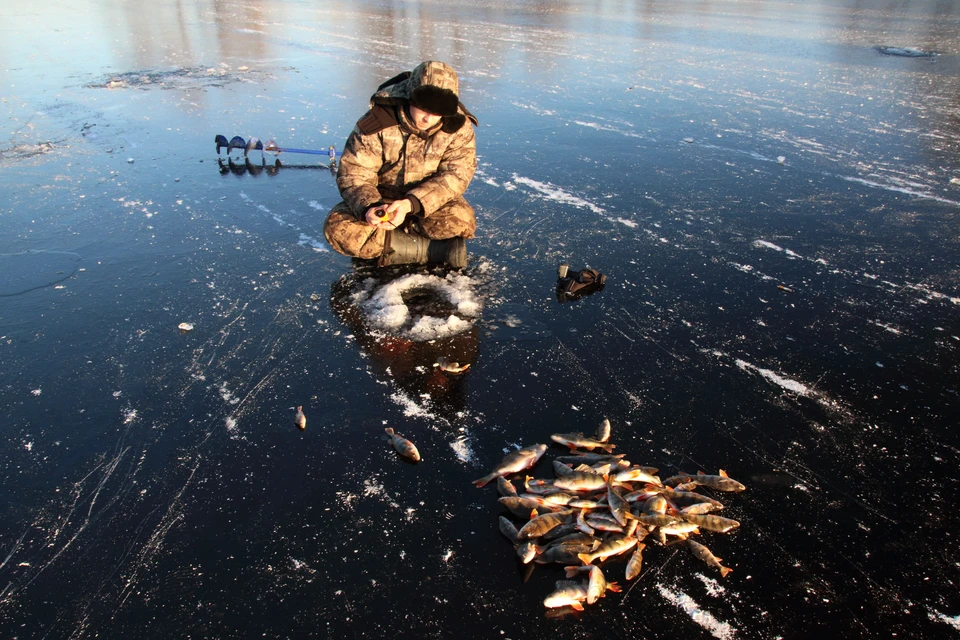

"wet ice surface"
[1,0,959,638]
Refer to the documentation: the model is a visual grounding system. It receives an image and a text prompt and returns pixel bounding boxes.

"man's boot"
[379,231,467,269]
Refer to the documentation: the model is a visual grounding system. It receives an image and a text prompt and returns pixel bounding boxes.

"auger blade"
[215,134,229,154]
[245,136,263,157]
[227,136,246,152]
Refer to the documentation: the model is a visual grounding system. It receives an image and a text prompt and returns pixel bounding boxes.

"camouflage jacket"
[336,62,478,218]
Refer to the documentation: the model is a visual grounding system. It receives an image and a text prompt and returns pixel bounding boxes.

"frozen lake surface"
[1,0,959,637]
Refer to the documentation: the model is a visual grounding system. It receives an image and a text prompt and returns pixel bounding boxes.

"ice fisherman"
[323,61,478,269]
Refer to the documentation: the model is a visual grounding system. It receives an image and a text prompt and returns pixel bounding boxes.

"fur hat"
[372,61,477,133]
[409,84,460,117]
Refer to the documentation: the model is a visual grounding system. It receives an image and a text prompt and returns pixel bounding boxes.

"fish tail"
[606,581,622,593]
[720,565,733,578]
[385,427,394,436]
[603,444,617,453]
[472,473,497,487]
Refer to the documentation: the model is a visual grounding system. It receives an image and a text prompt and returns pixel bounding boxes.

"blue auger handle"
[269,146,338,156]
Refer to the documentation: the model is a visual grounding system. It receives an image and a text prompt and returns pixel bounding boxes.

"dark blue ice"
[1,1,959,638]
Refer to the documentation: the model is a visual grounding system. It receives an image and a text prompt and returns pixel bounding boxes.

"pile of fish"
[474,419,745,614]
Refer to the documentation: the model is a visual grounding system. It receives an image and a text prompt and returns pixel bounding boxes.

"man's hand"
[364,200,411,230]
[364,205,393,229]
[383,199,411,228]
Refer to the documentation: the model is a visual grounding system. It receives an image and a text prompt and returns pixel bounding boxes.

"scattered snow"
[357,273,481,342]
[389,389,436,420]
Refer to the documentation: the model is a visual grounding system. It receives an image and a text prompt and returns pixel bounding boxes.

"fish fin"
[530,509,539,519]
[720,566,733,578]
[719,469,729,477]
[384,427,394,435]
[577,553,593,565]
[472,473,497,487]
[603,444,616,453]
[606,581,622,593]
[698,470,707,476]
[570,602,585,611]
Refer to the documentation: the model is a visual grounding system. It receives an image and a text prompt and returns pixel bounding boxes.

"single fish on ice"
[385,427,421,462]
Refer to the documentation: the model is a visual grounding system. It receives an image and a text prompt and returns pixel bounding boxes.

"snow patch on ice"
[905,283,960,306]
[735,359,810,395]
[574,120,645,139]
[753,239,801,258]
[240,192,291,227]
[929,610,960,631]
[869,320,902,335]
[512,174,606,215]
[658,584,736,639]
[219,383,240,405]
[695,573,726,597]
[838,175,960,207]
[511,101,556,116]
[298,233,329,252]
[450,432,475,463]
[728,262,776,281]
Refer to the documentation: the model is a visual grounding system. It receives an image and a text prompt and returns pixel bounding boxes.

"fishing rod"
[214,134,340,162]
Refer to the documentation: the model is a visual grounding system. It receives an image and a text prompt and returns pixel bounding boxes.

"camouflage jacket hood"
[371,61,477,133]
[336,61,478,218]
